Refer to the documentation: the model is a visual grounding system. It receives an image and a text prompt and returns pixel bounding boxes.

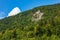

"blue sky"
[0,0,60,19]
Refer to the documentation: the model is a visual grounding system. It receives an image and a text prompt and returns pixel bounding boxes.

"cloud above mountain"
[0,12,6,19]
[8,7,21,16]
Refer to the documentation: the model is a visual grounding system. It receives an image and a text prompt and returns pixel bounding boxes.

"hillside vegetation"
[0,4,60,40]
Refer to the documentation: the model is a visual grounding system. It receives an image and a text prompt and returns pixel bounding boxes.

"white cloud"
[0,17,5,19]
[0,12,6,19]
[8,7,21,16]
[0,12,5,17]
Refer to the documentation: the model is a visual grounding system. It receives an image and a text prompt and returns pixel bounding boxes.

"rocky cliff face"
[32,10,44,21]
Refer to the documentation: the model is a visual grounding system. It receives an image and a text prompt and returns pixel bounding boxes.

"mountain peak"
[8,7,21,16]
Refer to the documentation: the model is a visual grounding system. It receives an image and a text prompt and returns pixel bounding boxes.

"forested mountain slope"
[0,4,60,40]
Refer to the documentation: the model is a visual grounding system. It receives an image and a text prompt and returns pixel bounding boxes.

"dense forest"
[0,3,60,40]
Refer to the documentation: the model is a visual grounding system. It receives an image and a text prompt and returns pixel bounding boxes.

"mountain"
[8,7,21,16]
[0,4,60,40]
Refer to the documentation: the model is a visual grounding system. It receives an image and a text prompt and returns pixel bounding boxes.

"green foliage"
[0,3,60,40]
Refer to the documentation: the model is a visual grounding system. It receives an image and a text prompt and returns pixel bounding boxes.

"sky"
[0,0,60,19]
